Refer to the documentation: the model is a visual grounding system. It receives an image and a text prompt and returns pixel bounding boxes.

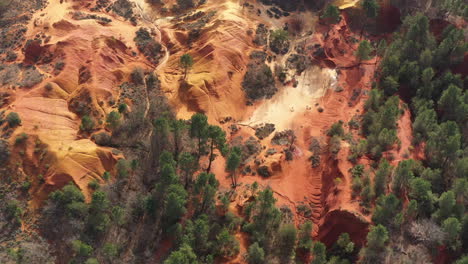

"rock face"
[0,0,157,202]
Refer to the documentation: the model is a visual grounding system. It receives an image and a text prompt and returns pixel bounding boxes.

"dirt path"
[132,0,170,119]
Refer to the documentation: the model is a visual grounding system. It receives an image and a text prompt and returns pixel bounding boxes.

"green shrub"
[80,115,95,132]
[15,133,28,145]
[7,112,21,127]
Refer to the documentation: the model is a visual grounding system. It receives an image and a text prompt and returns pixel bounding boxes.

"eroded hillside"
[0,0,466,263]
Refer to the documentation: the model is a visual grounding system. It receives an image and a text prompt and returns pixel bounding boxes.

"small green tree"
[6,112,21,127]
[80,115,95,132]
[72,240,93,258]
[321,5,340,24]
[356,40,373,61]
[247,242,265,264]
[164,243,198,264]
[374,159,392,197]
[359,225,389,264]
[362,0,379,19]
[327,122,345,137]
[178,152,198,187]
[206,125,226,173]
[443,217,461,250]
[118,103,128,113]
[433,191,456,222]
[216,228,240,258]
[226,146,242,187]
[106,111,121,129]
[180,53,194,80]
[297,221,313,253]
[190,113,208,160]
[372,194,401,228]
[337,233,355,254]
[277,224,297,259]
[311,242,327,264]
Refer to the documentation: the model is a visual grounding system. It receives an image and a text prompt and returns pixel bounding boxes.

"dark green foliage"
[0,139,10,166]
[179,152,198,187]
[438,84,467,123]
[6,112,21,127]
[328,122,345,137]
[164,243,198,264]
[409,177,434,217]
[216,228,240,258]
[270,29,289,54]
[362,0,379,18]
[392,159,416,197]
[206,125,226,172]
[372,194,401,228]
[87,191,111,235]
[247,242,265,264]
[190,113,208,160]
[425,121,461,171]
[329,135,341,157]
[116,159,130,179]
[118,103,128,113]
[88,179,99,190]
[381,76,399,95]
[311,242,327,264]
[443,217,462,250]
[359,225,388,264]
[433,191,456,223]
[321,5,340,24]
[102,243,118,261]
[297,221,313,253]
[180,54,194,79]
[373,159,392,197]
[412,106,437,144]
[356,40,373,61]
[72,240,93,258]
[163,184,188,229]
[106,111,121,129]
[277,224,297,258]
[226,146,242,186]
[242,62,277,101]
[14,132,28,145]
[193,172,218,215]
[80,115,95,132]
[5,200,23,225]
[49,183,87,219]
[337,233,355,254]
[243,188,281,248]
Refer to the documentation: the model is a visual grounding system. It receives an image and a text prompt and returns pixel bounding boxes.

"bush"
[242,63,277,101]
[6,112,21,127]
[257,165,271,177]
[88,179,100,190]
[118,103,128,113]
[270,29,290,54]
[116,159,129,179]
[72,240,93,258]
[327,122,344,137]
[15,133,28,145]
[92,132,111,146]
[80,115,95,132]
[247,242,265,264]
[0,140,10,166]
[5,200,23,225]
[106,111,121,129]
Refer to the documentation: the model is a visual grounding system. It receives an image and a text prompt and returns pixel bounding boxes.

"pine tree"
[180,54,194,80]
[206,125,226,173]
[356,40,373,62]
